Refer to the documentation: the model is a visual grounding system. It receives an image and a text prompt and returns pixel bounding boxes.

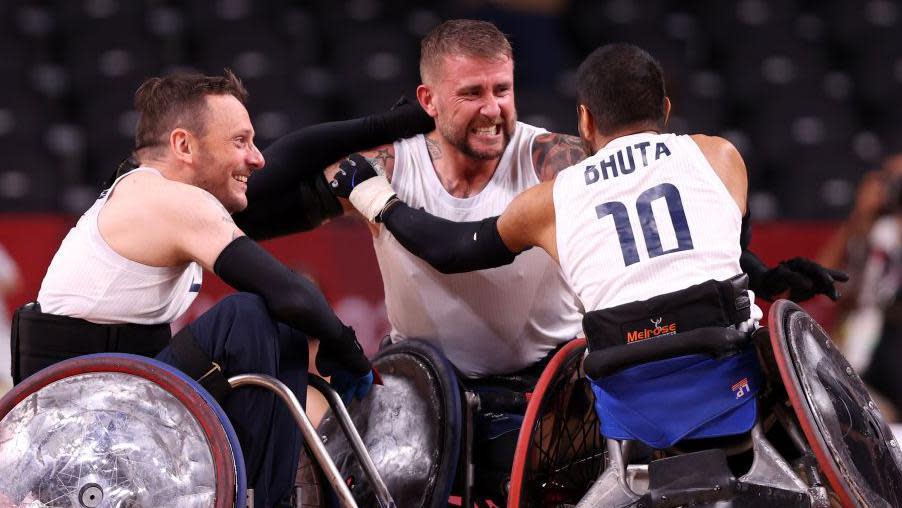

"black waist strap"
[12,303,231,403]
[11,302,170,384]
[583,274,751,352]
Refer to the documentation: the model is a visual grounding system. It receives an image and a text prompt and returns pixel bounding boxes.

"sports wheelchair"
[573,300,902,508]
[299,337,605,508]
[0,353,395,508]
[303,300,902,508]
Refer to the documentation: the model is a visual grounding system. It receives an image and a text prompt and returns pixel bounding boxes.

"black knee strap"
[169,326,232,402]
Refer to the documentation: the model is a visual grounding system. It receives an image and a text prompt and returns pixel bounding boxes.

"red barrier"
[0,215,843,352]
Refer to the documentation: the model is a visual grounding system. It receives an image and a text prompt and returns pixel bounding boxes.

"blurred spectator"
[818,154,902,417]
[0,244,21,395]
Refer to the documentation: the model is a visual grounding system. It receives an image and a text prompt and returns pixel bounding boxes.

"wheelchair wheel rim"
[769,300,902,508]
[508,338,605,508]
[301,339,461,508]
[0,353,238,508]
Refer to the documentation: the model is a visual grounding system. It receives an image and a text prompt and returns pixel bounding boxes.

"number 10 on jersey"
[596,183,694,266]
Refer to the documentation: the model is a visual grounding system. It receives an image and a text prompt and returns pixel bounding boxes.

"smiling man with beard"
[15,70,373,507]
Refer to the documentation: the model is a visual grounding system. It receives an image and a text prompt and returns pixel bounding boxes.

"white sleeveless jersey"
[554,133,742,312]
[38,167,202,325]
[376,122,583,377]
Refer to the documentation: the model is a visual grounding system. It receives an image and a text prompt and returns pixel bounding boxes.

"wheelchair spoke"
[521,353,606,507]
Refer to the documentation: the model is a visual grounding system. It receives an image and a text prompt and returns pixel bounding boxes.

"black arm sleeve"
[214,236,370,376]
[738,207,768,287]
[740,249,769,288]
[740,209,752,250]
[380,201,520,274]
[234,173,341,241]
[234,102,434,238]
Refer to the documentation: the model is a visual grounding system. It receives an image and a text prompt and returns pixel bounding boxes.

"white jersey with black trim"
[553,132,742,312]
[38,167,202,325]
[376,122,583,377]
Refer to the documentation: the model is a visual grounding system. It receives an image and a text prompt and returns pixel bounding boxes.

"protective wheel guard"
[311,339,462,508]
[0,353,243,508]
[769,300,902,508]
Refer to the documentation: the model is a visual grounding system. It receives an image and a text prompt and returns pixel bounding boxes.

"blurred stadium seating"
[0,0,897,219]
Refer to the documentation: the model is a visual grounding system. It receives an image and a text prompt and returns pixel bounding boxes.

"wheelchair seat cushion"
[590,346,762,449]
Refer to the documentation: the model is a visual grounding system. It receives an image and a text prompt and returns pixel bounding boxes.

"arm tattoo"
[364,147,394,176]
[425,136,442,162]
[532,134,587,181]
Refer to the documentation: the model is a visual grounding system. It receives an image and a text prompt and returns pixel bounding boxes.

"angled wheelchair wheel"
[293,445,329,507]
[508,338,605,508]
[297,339,461,508]
[0,353,243,508]
[769,300,902,508]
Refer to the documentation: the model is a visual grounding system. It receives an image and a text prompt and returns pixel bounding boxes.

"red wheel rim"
[508,338,603,508]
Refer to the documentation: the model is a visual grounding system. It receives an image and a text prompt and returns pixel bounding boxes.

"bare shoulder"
[100,171,241,268]
[532,132,588,182]
[690,135,743,168]
[690,134,748,213]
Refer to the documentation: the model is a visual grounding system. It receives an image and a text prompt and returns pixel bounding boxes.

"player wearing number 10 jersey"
[553,130,741,311]
[332,42,845,336]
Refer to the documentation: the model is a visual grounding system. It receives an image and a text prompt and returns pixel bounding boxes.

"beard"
[437,116,516,161]
[193,155,247,214]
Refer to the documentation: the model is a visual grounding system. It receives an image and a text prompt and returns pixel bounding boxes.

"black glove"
[330,153,380,199]
[315,324,371,377]
[747,255,850,302]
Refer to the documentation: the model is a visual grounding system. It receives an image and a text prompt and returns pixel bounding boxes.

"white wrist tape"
[349,175,396,222]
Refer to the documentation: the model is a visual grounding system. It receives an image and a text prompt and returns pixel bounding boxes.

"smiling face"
[190,94,264,213]
[426,54,516,161]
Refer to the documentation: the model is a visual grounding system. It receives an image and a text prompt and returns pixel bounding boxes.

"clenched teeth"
[473,125,500,136]
[233,175,248,183]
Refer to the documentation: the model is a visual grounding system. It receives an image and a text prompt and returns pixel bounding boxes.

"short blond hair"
[419,19,513,83]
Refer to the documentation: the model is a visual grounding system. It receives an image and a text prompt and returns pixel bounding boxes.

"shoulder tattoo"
[364,147,394,176]
[532,133,587,181]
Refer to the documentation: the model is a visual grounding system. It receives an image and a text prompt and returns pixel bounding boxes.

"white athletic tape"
[349,175,396,222]
[736,290,763,334]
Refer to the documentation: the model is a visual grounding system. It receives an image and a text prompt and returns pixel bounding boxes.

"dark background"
[1,0,898,219]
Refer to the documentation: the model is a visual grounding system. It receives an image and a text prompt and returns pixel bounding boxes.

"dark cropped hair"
[420,19,513,83]
[576,44,666,135]
[133,69,248,153]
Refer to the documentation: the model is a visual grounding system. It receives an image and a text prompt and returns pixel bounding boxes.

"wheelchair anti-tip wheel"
[297,339,461,508]
[0,353,245,508]
[508,338,605,508]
